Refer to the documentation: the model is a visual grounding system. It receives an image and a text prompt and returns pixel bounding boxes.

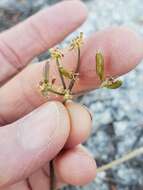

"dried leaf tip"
[96,52,104,81]
[69,32,84,50]
[49,48,64,61]
[101,78,123,89]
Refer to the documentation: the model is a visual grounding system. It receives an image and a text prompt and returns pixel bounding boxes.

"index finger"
[0,0,87,84]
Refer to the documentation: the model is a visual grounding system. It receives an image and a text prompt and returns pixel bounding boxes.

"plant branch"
[68,47,80,91]
[56,59,66,90]
[48,88,65,96]
[49,54,66,190]
[96,146,143,174]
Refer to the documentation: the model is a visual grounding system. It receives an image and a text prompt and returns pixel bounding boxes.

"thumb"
[0,101,70,188]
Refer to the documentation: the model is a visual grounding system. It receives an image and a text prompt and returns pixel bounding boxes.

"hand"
[0,1,143,190]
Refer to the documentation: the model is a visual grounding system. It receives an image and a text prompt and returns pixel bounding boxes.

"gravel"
[0,0,143,190]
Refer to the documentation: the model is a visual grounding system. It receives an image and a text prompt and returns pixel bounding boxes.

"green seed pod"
[43,61,49,83]
[96,52,104,81]
[59,67,74,80]
[103,80,123,89]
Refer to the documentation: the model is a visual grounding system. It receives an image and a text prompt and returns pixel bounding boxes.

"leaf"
[96,52,104,81]
[102,80,123,89]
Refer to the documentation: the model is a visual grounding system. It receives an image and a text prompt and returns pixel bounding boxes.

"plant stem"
[26,178,32,190]
[56,59,66,90]
[68,47,80,91]
[49,59,67,190]
[49,160,55,190]
[48,88,65,96]
[96,146,143,173]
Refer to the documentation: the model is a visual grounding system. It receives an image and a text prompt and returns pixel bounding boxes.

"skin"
[0,0,143,189]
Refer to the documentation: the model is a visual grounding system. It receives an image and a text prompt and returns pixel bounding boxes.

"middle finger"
[0,27,143,125]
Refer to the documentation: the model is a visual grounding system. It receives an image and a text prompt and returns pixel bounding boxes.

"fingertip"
[19,101,70,154]
[52,0,88,33]
[45,26,143,96]
[55,146,96,186]
[106,26,143,74]
[63,0,88,22]
[80,26,143,89]
[0,101,71,187]
[65,101,92,148]
[0,0,88,83]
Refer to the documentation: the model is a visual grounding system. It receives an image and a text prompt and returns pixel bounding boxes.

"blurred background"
[0,0,143,190]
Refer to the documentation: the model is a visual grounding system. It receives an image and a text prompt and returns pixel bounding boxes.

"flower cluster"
[39,80,52,97]
[49,48,64,61]
[69,32,84,50]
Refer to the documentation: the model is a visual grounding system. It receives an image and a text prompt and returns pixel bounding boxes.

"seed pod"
[102,80,123,89]
[59,67,75,80]
[96,52,104,81]
[43,61,49,83]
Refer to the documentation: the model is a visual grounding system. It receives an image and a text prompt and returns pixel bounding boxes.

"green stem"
[68,47,80,91]
[56,59,66,90]
[44,61,50,83]
[49,59,67,190]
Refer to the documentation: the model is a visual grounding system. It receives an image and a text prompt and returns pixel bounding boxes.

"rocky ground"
[0,0,143,190]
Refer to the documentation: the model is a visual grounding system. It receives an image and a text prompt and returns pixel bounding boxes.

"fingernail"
[82,104,93,121]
